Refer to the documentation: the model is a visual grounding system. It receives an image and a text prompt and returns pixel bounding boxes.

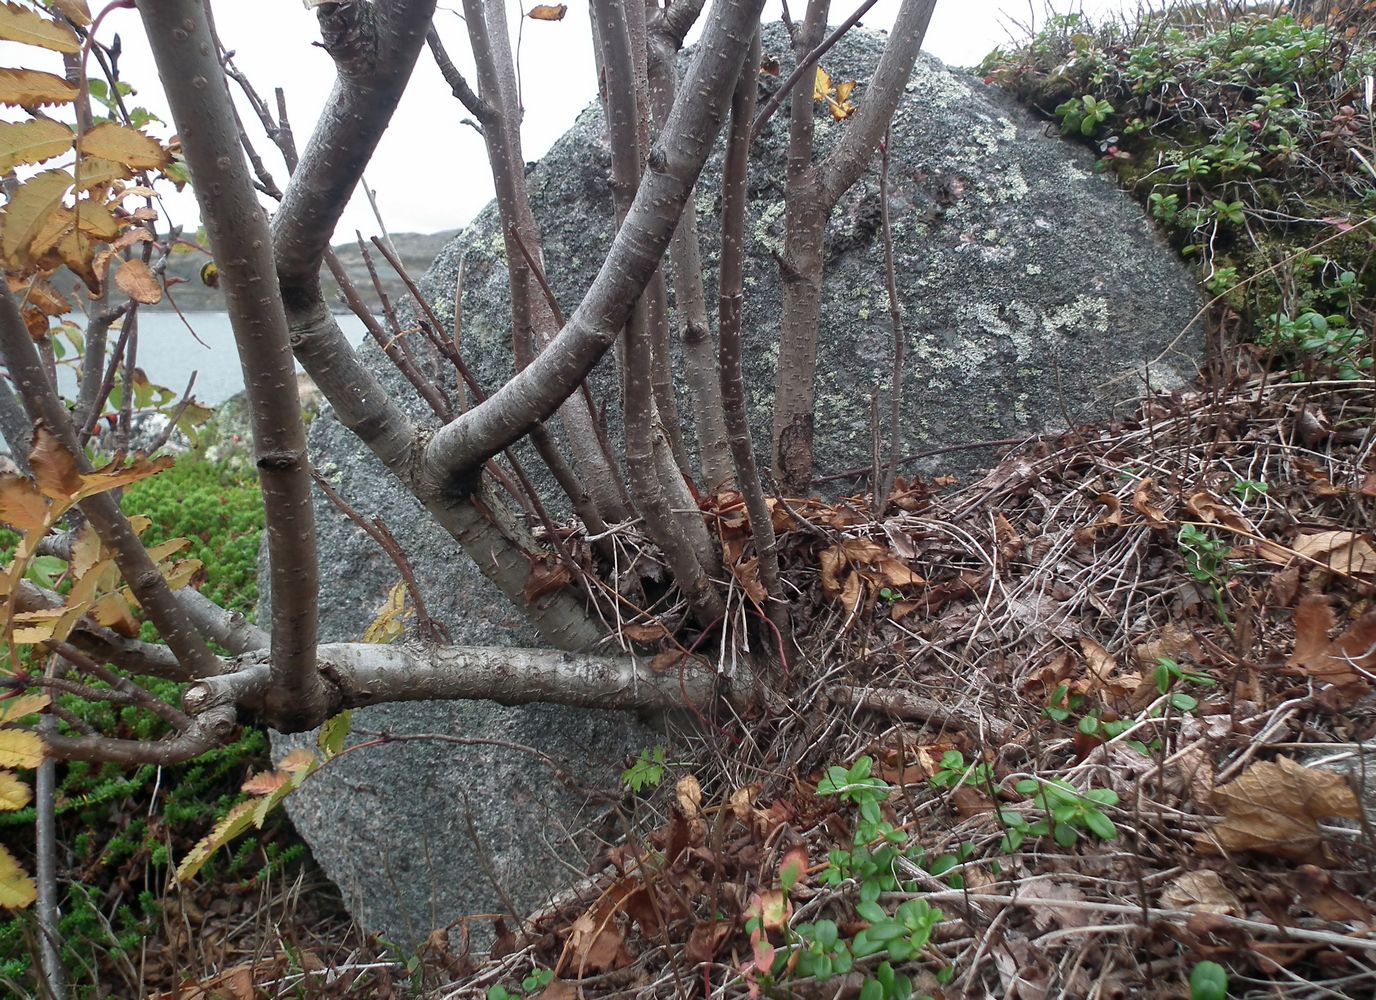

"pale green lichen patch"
[1042,295,1110,339]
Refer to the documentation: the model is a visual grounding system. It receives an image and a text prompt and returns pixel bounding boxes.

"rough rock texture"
[417,26,1202,486]
[270,24,1202,947]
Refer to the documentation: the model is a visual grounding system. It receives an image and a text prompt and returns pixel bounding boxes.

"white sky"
[8,0,1139,238]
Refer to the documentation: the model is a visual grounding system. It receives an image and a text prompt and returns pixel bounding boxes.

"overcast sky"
[11,0,1139,238]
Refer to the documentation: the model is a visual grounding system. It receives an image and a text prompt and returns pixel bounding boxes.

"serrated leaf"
[46,0,91,27]
[0,475,49,533]
[0,118,71,173]
[113,258,161,304]
[73,155,136,192]
[90,592,136,634]
[318,710,352,757]
[0,729,43,769]
[75,452,173,501]
[77,122,169,170]
[813,66,832,101]
[0,3,79,52]
[241,768,290,797]
[73,199,120,240]
[0,770,30,811]
[0,67,77,106]
[0,694,48,725]
[13,601,87,644]
[362,580,410,643]
[176,800,256,881]
[1,168,72,264]
[0,843,35,909]
[278,748,317,775]
[28,426,82,501]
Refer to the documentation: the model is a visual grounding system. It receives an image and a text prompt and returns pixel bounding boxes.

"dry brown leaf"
[113,258,162,305]
[675,775,701,820]
[527,3,567,19]
[1160,870,1242,916]
[621,620,668,643]
[1079,636,1119,684]
[1133,622,1196,667]
[1291,864,1374,924]
[1021,881,1090,931]
[1202,756,1360,860]
[1288,594,1374,699]
[1132,477,1170,530]
[1292,531,1376,576]
[563,909,631,976]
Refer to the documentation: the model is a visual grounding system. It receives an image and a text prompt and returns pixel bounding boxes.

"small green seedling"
[623,746,666,792]
[1189,960,1229,1000]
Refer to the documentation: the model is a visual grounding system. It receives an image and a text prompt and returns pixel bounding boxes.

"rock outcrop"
[271,23,1202,946]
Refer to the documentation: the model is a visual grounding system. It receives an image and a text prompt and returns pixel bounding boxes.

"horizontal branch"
[185,642,735,718]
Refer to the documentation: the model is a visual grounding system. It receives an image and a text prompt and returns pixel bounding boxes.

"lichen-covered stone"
[273,23,1201,948]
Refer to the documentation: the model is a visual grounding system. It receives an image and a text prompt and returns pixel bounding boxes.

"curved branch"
[817,0,937,202]
[423,0,768,480]
[273,0,438,288]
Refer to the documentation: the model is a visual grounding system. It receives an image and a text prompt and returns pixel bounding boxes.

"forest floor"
[135,365,1376,1000]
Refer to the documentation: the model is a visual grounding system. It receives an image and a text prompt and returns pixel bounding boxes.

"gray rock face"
[271,24,1201,947]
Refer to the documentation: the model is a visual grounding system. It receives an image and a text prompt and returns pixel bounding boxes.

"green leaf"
[813,919,838,949]
[1054,823,1078,848]
[1084,810,1118,840]
[859,980,883,1000]
[317,710,352,757]
[856,900,886,923]
[1189,961,1229,1000]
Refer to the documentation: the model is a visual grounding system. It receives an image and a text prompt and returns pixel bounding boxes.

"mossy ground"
[0,454,351,998]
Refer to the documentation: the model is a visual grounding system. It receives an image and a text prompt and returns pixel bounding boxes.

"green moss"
[0,454,288,996]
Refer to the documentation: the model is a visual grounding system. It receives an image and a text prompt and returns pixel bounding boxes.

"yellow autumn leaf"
[0,843,35,909]
[0,770,31,812]
[45,0,91,27]
[0,67,77,107]
[0,475,49,533]
[28,425,83,501]
[12,602,87,644]
[0,118,72,173]
[26,203,73,261]
[362,580,411,643]
[0,2,79,52]
[77,123,170,171]
[73,156,137,193]
[0,694,49,725]
[0,729,44,769]
[70,453,173,503]
[1,168,72,265]
[90,591,137,633]
[279,748,317,775]
[177,800,257,881]
[73,200,121,241]
[113,258,162,304]
[813,66,833,102]
[159,557,202,592]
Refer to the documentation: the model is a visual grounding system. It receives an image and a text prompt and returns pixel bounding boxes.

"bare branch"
[274,0,438,290]
[818,0,937,201]
[719,29,787,641]
[138,0,325,731]
[423,0,768,479]
[185,642,736,718]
